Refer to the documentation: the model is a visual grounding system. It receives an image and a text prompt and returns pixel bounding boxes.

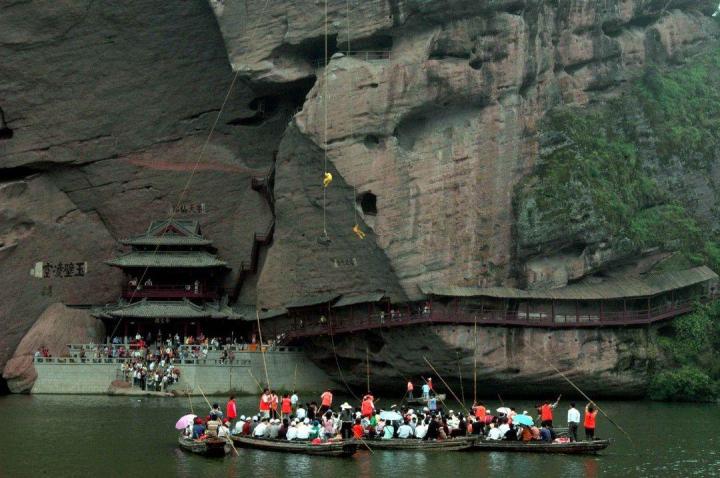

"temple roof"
[420,266,718,301]
[106,251,228,268]
[120,219,212,247]
[94,299,237,319]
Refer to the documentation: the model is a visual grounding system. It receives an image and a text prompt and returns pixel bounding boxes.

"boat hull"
[178,436,230,457]
[231,435,358,457]
[359,436,474,451]
[471,439,610,454]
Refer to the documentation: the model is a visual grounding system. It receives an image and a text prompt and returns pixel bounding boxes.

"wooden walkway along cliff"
[280,266,719,341]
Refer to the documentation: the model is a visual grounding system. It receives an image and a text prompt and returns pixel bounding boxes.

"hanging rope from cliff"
[321,0,330,242]
[109,0,273,338]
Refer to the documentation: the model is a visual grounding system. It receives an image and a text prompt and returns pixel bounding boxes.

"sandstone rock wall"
[2,303,105,393]
[213,0,719,302]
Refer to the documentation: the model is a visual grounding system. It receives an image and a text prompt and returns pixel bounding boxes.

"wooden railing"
[314,50,391,67]
[282,296,713,341]
[122,284,218,300]
[232,219,275,300]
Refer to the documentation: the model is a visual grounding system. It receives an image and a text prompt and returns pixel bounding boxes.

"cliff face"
[1,1,719,394]
[212,0,719,304]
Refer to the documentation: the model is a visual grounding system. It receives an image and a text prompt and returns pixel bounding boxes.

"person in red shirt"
[540,395,561,427]
[226,395,237,423]
[584,403,598,440]
[473,401,486,422]
[352,418,365,439]
[319,389,333,413]
[407,380,414,399]
[281,394,293,417]
[259,388,271,417]
[361,394,375,417]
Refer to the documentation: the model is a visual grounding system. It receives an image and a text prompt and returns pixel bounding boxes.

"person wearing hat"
[249,416,259,436]
[253,417,269,438]
[339,403,354,439]
[233,415,246,435]
[297,418,311,440]
[286,419,299,441]
[268,418,281,439]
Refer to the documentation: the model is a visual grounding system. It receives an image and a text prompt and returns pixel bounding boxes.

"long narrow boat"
[178,436,231,457]
[471,439,610,454]
[231,435,358,457]
[359,436,475,451]
[406,394,447,405]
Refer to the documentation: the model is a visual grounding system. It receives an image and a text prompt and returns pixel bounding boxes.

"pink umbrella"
[175,414,197,430]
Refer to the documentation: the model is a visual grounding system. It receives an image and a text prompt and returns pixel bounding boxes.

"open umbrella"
[379,411,403,421]
[175,414,197,430]
[512,414,534,427]
[496,407,511,416]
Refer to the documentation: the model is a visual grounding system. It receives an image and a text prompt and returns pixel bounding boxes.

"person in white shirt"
[296,405,307,420]
[253,418,269,438]
[567,403,581,442]
[291,392,299,409]
[217,422,230,438]
[296,419,311,440]
[448,411,460,431]
[397,420,414,439]
[487,423,503,440]
[415,420,428,439]
[286,420,299,440]
[498,422,510,437]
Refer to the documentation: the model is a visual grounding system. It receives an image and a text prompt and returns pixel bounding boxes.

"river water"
[0,395,717,477]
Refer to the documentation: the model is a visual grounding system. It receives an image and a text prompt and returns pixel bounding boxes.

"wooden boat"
[471,439,610,454]
[359,436,475,451]
[231,435,358,457]
[177,436,231,457]
[405,394,447,405]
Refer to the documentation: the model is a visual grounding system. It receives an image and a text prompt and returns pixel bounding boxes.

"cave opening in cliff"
[0,107,13,140]
[358,191,377,216]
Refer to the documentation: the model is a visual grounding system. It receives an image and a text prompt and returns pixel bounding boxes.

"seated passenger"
[352,418,365,439]
[397,419,414,439]
[253,418,269,438]
[206,414,221,437]
[503,424,519,441]
[382,423,395,440]
[192,418,205,439]
[487,423,503,440]
[415,419,428,439]
[296,419,311,440]
[540,425,552,442]
[286,420,299,441]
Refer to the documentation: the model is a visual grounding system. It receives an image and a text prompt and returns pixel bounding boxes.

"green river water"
[0,395,718,477]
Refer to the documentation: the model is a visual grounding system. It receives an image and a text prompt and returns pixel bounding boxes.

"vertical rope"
[323,0,329,237]
[346,0,351,53]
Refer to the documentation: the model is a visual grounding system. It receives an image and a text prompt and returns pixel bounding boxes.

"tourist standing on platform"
[226,395,237,424]
[407,380,414,399]
[320,389,333,413]
[567,402,580,442]
[291,391,299,411]
[540,395,561,427]
[584,403,598,440]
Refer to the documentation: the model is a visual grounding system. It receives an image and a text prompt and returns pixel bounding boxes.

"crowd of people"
[183,385,600,445]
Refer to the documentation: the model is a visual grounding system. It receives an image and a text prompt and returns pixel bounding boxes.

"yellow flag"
[352,224,366,240]
[323,172,333,188]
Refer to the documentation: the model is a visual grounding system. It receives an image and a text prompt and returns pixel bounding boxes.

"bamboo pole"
[423,357,471,416]
[256,310,270,389]
[366,346,370,393]
[196,384,239,456]
[473,317,477,403]
[527,344,633,443]
[456,352,465,405]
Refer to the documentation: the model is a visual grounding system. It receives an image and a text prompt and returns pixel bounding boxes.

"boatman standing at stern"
[226,395,237,425]
[320,388,333,413]
[407,380,414,399]
[567,402,580,442]
[361,393,375,417]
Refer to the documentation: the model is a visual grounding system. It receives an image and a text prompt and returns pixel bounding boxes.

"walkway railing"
[314,50,391,67]
[283,296,713,341]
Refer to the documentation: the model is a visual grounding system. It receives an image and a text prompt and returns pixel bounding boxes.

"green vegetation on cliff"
[651,300,720,401]
[516,48,720,266]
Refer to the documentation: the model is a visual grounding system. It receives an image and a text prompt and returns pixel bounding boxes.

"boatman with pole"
[320,388,333,413]
[540,395,561,427]
[226,395,237,425]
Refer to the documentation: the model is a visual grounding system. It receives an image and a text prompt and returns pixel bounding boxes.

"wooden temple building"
[94,219,240,338]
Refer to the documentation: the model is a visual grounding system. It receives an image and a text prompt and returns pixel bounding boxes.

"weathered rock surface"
[307,323,656,398]
[216,1,720,301]
[2,303,105,393]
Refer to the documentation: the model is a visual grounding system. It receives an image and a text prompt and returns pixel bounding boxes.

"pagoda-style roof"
[94,299,238,319]
[120,219,212,247]
[106,251,228,268]
[420,266,718,301]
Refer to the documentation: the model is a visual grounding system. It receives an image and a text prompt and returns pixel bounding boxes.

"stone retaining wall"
[32,351,336,395]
